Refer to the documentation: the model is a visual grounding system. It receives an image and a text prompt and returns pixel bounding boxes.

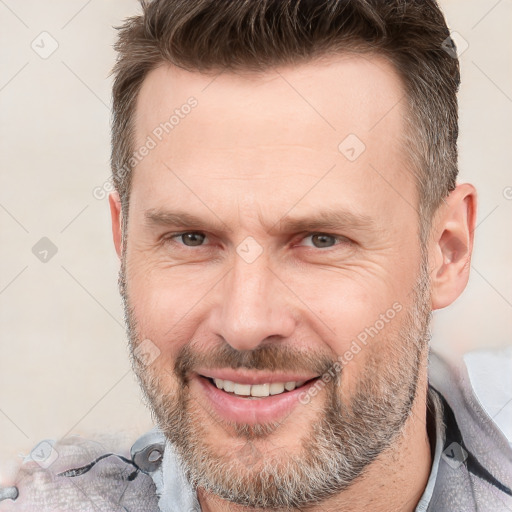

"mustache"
[174,342,337,383]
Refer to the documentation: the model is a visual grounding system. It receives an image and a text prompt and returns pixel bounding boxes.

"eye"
[299,233,348,249]
[170,232,208,247]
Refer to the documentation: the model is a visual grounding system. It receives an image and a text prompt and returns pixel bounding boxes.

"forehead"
[130,53,416,231]
[135,53,407,146]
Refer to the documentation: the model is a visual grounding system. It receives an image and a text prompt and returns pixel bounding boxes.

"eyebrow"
[272,209,375,234]
[145,209,232,233]
[144,208,374,235]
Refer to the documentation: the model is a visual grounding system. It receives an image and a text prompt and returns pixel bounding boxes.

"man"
[1,0,511,511]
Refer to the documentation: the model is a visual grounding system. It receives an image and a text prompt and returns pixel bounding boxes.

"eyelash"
[163,231,351,250]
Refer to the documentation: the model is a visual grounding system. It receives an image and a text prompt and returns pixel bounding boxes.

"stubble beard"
[120,257,432,510]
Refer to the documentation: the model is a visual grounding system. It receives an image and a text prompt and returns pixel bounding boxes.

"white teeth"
[223,380,235,392]
[251,383,270,397]
[269,382,285,395]
[233,383,252,396]
[211,378,308,397]
[284,381,296,391]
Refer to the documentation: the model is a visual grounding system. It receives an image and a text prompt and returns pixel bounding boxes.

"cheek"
[291,267,407,343]
[290,272,416,396]
[126,259,219,354]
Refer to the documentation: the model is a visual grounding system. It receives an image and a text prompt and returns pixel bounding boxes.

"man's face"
[120,55,432,508]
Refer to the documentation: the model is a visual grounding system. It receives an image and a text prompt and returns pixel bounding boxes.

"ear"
[429,183,477,310]
[109,191,123,259]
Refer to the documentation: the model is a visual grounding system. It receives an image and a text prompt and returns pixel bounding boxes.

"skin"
[109,54,476,511]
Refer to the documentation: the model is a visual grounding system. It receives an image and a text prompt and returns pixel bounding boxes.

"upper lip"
[196,368,319,385]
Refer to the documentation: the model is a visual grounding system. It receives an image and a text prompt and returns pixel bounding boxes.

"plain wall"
[1,0,511,483]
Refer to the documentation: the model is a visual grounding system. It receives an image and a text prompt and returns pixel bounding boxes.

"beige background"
[1,0,511,483]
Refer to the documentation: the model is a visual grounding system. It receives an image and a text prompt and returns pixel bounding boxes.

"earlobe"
[108,191,123,259]
[430,183,477,310]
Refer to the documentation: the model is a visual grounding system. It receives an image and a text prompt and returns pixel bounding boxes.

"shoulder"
[0,433,161,511]
[463,346,512,444]
[428,348,512,510]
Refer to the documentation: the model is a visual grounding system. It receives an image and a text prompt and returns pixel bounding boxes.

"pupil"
[183,233,204,246]
[312,234,335,248]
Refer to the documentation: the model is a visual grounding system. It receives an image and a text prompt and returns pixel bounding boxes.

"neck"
[198,372,432,512]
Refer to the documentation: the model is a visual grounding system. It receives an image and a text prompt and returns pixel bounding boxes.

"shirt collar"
[414,386,445,511]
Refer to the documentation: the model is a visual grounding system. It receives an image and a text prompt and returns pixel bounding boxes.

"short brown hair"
[111,0,460,240]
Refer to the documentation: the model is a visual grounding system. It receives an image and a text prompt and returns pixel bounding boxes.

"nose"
[208,253,297,352]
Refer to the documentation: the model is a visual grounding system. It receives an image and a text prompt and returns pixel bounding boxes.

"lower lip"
[194,375,319,425]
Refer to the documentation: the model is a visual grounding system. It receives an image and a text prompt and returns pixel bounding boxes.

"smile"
[193,371,321,424]
[211,378,308,398]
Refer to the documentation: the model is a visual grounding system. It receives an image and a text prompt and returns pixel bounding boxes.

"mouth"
[204,376,315,398]
[193,372,322,425]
